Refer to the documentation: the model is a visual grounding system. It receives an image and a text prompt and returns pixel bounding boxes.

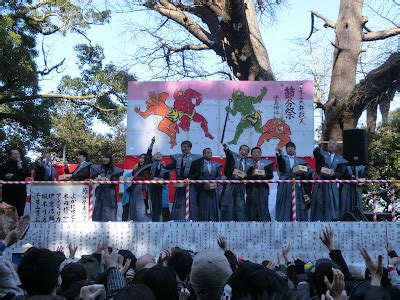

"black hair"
[142,264,179,300]
[203,148,212,155]
[181,140,192,148]
[7,148,20,156]
[167,249,193,281]
[101,152,114,172]
[251,147,262,155]
[286,142,296,149]
[115,284,155,300]
[139,153,151,166]
[17,248,61,296]
[239,145,250,152]
[77,150,88,160]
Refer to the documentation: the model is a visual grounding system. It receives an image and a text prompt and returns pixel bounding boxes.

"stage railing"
[1,179,399,222]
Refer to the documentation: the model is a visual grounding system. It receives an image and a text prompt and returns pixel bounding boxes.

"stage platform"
[4,221,399,267]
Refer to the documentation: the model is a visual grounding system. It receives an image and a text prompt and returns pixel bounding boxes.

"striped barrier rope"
[291,178,296,222]
[1,179,399,184]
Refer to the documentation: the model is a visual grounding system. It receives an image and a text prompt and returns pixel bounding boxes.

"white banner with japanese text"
[30,184,90,222]
[5,222,398,267]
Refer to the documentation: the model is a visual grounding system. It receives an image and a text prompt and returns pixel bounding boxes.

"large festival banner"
[127,81,314,157]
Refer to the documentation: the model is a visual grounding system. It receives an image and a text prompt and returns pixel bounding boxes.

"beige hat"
[190,249,232,297]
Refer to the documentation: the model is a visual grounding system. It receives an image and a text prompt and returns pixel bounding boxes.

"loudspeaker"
[343,129,368,165]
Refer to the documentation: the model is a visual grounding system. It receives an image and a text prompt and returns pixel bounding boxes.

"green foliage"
[42,103,126,163]
[58,44,136,125]
[367,108,400,179]
[0,1,131,165]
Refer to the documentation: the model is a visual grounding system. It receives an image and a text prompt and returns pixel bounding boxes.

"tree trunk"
[322,0,364,141]
[367,101,378,133]
[216,0,275,80]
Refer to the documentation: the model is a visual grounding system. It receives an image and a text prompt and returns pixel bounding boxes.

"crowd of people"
[0,225,399,299]
[0,137,366,222]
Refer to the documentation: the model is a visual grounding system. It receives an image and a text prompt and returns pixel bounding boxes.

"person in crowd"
[34,151,56,181]
[90,153,124,222]
[245,147,274,221]
[220,144,251,221]
[17,247,63,299]
[146,137,171,222]
[63,150,92,181]
[0,148,31,216]
[162,140,201,221]
[189,249,232,300]
[58,262,92,300]
[0,224,398,300]
[115,284,155,300]
[190,147,222,221]
[311,140,348,221]
[125,153,152,221]
[275,142,313,221]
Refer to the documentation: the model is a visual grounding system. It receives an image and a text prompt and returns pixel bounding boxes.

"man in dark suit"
[0,148,31,216]
[190,148,222,221]
[63,150,92,181]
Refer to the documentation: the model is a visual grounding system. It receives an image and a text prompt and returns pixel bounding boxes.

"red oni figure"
[257,118,292,148]
[173,88,214,139]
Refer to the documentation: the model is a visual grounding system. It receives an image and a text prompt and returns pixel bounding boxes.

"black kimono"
[246,159,274,221]
[191,158,222,221]
[310,148,347,221]
[221,149,252,221]
[64,161,92,180]
[0,159,31,216]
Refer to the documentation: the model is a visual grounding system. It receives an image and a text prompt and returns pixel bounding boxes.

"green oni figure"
[226,87,268,145]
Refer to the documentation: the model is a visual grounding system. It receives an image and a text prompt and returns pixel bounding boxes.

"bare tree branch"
[307,10,336,40]
[36,58,66,76]
[146,1,212,46]
[363,25,400,41]
[169,43,210,53]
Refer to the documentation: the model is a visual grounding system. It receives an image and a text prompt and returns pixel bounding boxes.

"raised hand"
[56,245,64,253]
[266,260,276,270]
[79,284,106,300]
[158,249,171,263]
[360,247,383,286]
[324,268,345,298]
[96,240,108,254]
[103,247,118,268]
[320,226,335,251]
[68,243,78,259]
[217,236,228,251]
[281,242,292,264]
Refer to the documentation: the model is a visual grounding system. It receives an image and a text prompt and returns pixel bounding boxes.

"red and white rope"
[88,184,94,221]
[185,184,190,221]
[291,179,296,222]
[1,179,398,184]
[391,189,396,222]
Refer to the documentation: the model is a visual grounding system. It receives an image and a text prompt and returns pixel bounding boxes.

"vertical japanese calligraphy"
[30,184,90,222]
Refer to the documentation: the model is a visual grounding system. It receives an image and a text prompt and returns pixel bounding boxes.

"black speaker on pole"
[343,129,368,165]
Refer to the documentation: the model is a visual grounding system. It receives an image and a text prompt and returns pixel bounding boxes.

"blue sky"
[37,0,399,134]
